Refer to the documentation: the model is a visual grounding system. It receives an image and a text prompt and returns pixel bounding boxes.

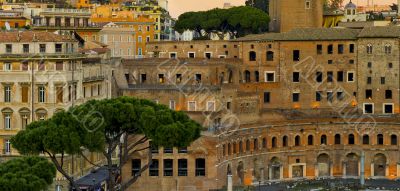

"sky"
[167,0,397,18]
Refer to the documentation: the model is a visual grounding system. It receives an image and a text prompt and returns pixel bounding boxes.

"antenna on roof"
[5,22,11,31]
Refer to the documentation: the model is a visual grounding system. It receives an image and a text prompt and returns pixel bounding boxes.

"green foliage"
[12,111,105,155]
[0,156,56,191]
[174,6,270,39]
[72,96,202,147]
[245,0,269,13]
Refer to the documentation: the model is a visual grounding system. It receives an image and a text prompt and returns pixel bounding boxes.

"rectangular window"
[4,114,11,129]
[56,87,63,103]
[316,44,322,54]
[305,0,311,9]
[164,159,173,176]
[349,44,355,53]
[22,61,28,71]
[149,159,159,176]
[188,101,196,111]
[178,159,188,176]
[38,62,45,71]
[366,89,372,99]
[178,147,188,153]
[316,91,322,101]
[328,60,333,64]
[4,62,11,71]
[337,91,344,101]
[265,71,275,82]
[207,101,215,111]
[264,92,270,103]
[363,103,374,114]
[176,74,182,83]
[38,86,45,103]
[384,104,394,114]
[367,77,372,84]
[381,77,385,85]
[338,44,344,54]
[39,44,46,53]
[347,72,354,82]
[195,158,206,176]
[205,52,212,59]
[337,71,344,82]
[293,72,300,82]
[5,44,12,53]
[316,72,323,82]
[188,52,195,58]
[55,62,63,71]
[327,91,333,103]
[131,159,141,177]
[4,140,10,154]
[327,71,333,82]
[22,86,28,103]
[327,44,333,54]
[292,93,300,102]
[23,44,29,53]
[140,74,146,83]
[367,62,372,68]
[293,50,300,61]
[195,74,202,83]
[385,90,392,99]
[349,60,354,64]
[164,147,173,153]
[169,100,176,110]
[158,74,165,84]
[169,52,176,58]
[4,86,11,102]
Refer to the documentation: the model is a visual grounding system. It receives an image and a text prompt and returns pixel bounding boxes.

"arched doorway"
[373,154,387,177]
[346,153,359,177]
[237,161,244,184]
[317,153,330,177]
[269,157,281,180]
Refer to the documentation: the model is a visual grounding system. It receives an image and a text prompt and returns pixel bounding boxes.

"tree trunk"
[47,153,81,191]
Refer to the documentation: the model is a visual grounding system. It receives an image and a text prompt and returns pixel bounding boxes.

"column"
[260,168,264,182]
[227,174,233,191]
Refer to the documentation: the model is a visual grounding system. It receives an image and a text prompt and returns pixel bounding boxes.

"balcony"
[42,8,91,14]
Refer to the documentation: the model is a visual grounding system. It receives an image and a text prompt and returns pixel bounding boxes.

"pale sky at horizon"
[168,0,397,18]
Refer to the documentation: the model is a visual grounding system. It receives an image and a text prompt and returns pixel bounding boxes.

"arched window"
[262,137,266,148]
[233,142,237,154]
[239,141,243,153]
[246,139,251,151]
[385,44,392,54]
[253,139,258,150]
[266,51,274,61]
[308,135,314,145]
[295,135,301,146]
[391,135,397,145]
[282,136,288,147]
[227,143,231,155]
[335,134,341,145]
[255,71,260,82]
[249,51,256,61]
[244,70,251,83]
[363,135,369,145]
[377,134,384,145]
[366,44,373,54]
[222,144,226,156]
[320,135,327,145]
[272,137,277,148]
[348,134,355,145]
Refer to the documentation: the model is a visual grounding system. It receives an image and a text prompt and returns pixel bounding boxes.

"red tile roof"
[0,31,77,43]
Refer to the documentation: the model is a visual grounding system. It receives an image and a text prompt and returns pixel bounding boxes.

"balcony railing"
[42,8,91,14]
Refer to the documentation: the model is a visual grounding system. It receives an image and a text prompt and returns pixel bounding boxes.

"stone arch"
[237,161,244,185]
[282,135,288,147]
[346,153,359,177]
[373,153,387,177]
[269,157,281,180]
[320,134,327,145]
[317,153,330,177]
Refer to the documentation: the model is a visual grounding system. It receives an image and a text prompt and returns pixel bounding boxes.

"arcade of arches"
[217,122,400,186]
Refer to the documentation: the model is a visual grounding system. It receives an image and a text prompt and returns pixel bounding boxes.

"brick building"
[111,26,400,190]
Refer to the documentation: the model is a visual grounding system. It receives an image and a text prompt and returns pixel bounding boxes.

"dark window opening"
[363,135,369,145]
[272,137,277,148]
[385,90,392,99]
[317,44,322,54]
[364,104,373,114]
[188,52,195,58]
[293,72,300,82]
[164,147,173,153]
[348,134,355,145]
[164,159,173,176]
[308,135,313,145]
[338,44,344,54]
[293,50,300,61]
[316,72,323,82]
[255,71,259,82]
[267,51,274,61]
[195,158,206,176]
[316,91,322,101]
[141,74,146,83]
[327,71,333,82]
[178,147,188,153]
[295,136,301,146]
[377,134,384,145]
[321,135,327,145]
[264,92,270,103]
[282,136,288,147]
[132,159,141,176]
[367,77,372,84]
[249,51,256,61]
[391,135,397,145]
[349,44,355,53]
[149,159,159,176]
[365,89,372,99]
[244,70,251,83]
[337,71,344,82]
[178,159,188,176]
[381,77,385,85]
[205,53,211,59]
[292,93,300,102]
[327,44,333,54]
[335,134,341,144]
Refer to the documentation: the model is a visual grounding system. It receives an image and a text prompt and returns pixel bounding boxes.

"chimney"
[17,31,22,42]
